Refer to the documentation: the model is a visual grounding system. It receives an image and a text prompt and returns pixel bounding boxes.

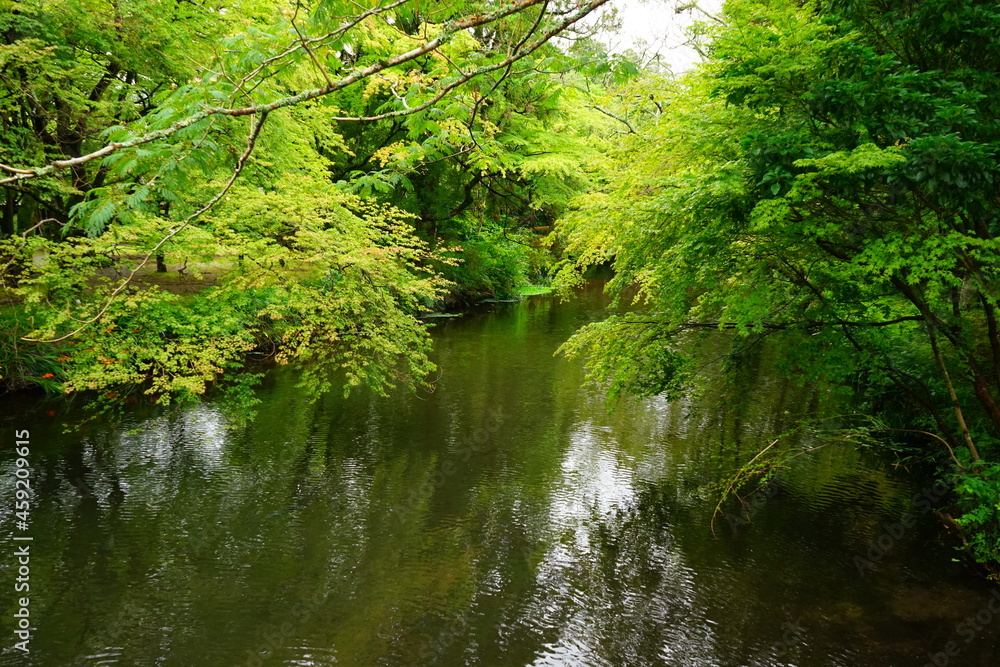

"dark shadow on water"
[0,281,997,666]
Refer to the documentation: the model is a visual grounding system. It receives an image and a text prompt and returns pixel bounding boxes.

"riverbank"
[0,262,553,398]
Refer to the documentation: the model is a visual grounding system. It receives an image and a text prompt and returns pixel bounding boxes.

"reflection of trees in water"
[8,288,1000,665]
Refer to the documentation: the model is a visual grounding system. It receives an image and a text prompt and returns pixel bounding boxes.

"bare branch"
[588,105,638,134]
[0,164,34,175]
[19,218,61,237]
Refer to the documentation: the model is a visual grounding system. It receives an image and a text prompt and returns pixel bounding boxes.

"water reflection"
[0,282,997,666]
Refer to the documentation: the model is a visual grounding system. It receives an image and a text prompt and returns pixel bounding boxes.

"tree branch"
[329,0,601,123]
[21,112,270,343]
[615,316,925,330]
[2,0,611,185]
[587,105,637,134]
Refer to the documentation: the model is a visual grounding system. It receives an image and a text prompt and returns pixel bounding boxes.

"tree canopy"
[4,0,1000,573]
[554,0,1000,571]
[0,0,617,412]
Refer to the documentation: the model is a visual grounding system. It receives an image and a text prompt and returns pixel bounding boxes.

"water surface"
[1,282,997,666]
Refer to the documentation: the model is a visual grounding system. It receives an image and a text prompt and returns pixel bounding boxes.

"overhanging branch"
[21,111,271,343]
[1,0,610,186]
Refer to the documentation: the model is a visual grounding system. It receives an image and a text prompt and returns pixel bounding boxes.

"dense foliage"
[0,0,614,408]
[4,0,999,574]
[555,0,1000,573]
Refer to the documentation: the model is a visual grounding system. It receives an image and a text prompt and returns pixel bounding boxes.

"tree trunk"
[1,191,15,237]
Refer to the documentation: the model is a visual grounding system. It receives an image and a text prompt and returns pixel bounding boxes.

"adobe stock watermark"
[722,481,781,536]
[393,407,506,523]
[235,590,327,666]
[923,588,1000,667]
[11,429,34,655]
[772,620,807,660]
[415,615,468,663]
[854,469,954,576]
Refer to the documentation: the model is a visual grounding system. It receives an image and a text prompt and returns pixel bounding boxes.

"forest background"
[2,0,999,575]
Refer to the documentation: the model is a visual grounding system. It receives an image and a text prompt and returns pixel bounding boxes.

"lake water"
[1,281,997,666]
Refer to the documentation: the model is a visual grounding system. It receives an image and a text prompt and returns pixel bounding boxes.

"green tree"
[0,0,613,405]
[555,0,1000,571]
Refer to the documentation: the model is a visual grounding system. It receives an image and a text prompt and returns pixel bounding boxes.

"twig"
[587,105,638,134]
[869,427,965,471]
[234,0,414,95]
[329,0,598,123]
[21,112,270,343]
[3,0,603,185]
[710,437,781,537]
[19,218,60,237]
[289,1,334,87]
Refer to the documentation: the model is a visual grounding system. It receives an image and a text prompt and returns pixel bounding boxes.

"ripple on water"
[80,649,124,665]
[8,285,1000,667]
[281,644,339,666]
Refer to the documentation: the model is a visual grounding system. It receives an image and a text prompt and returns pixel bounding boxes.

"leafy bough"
[8,0,610,348]
[0,0,609,187]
